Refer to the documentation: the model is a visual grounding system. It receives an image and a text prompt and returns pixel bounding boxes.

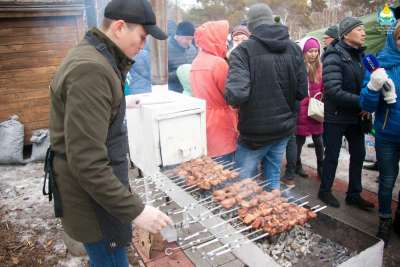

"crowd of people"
[163,3,400,248]
[48,0,400,265]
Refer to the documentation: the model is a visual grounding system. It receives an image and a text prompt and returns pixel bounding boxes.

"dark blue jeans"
[84,240,129,267]
[235,137,289,190]
[376,138,400,218]
[320,123,365,197]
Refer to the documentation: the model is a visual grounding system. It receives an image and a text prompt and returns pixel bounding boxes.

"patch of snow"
[57,256,87,267]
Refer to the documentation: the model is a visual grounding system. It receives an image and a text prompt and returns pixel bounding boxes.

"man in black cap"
[319,17,374,211]
[48,0,172,266]
[225,3,307,192]
[168,20,197,92]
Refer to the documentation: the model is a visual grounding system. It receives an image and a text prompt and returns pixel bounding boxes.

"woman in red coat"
[190,20,238,161]
[296,37,324,178]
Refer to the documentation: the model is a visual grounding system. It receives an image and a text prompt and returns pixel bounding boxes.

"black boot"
[345,195,375,211]
[295,161,308,178]
[394,210,400,237]
[317,161,323,179]
[377,218,392,247]
[282,168,296,187]
[318,191,340,208]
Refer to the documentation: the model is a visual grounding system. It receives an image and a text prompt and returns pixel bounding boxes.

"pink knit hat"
[303,38,320,54]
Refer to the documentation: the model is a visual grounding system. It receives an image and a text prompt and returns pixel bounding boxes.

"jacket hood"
[195,20,229,58]
[251,24,290,53]
[377,32,400,69]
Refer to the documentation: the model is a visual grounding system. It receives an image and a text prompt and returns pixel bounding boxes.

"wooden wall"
[0,5,85,143]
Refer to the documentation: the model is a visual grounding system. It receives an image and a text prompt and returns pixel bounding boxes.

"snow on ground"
[301,137,400,201]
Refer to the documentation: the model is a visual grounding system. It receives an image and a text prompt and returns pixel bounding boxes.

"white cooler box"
[126,90,207,176]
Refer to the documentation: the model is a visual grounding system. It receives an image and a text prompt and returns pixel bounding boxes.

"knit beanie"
[324,25,338,39]
[247,3,274,32]
[339,17,363,38]
[176,21,195,36]
[232,25,250,38]
[303,38,320,54]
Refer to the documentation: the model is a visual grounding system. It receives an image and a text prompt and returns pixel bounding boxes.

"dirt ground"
[0,163,142,267]
[0,163,88,266]
[0,209,72,267]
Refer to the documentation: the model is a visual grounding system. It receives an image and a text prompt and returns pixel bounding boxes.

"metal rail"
[152,172,280,267]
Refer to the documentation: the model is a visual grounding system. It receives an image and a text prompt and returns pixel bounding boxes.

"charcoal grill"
[132,159,384,267]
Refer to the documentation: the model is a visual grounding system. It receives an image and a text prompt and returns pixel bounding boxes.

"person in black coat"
[318,17,374,210]
[225,3,307,193]
[323,25,338,48]
[168,21,197,93]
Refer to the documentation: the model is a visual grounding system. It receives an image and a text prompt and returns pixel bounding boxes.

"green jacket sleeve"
[64,62,144,224]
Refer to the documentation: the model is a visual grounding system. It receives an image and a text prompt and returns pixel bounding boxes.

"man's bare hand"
[133,205,173,234]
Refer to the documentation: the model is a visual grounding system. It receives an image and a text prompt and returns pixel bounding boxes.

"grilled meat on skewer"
[175,156,239,189]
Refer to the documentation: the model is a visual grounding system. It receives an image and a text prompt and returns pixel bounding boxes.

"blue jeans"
[235,138,289,190]
[84,240,129,267]
[376,138,400,218]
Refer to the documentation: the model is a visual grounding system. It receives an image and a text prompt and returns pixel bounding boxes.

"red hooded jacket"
[190,20,238,157]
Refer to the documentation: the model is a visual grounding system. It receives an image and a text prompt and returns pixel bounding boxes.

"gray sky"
[175,0,199,11]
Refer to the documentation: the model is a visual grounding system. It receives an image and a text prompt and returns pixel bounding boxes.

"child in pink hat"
[295,37,324,179]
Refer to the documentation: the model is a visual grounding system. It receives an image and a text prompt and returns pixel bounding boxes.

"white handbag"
[307,92,324,123]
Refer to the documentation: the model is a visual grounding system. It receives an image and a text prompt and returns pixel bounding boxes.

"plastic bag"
[365,134,376,162]
[0,115,24,164]
[30,129,50,162]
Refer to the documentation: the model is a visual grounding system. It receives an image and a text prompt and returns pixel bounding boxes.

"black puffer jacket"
[322,40,365,124]
[225,24,307,147]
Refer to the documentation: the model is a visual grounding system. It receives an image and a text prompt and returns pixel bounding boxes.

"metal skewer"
[164,173,265,214]
[209,205,327,259]
[196,225,260,253]
[193,180,271,218]
[298,201,309,207]
[172,200,325,258]
[177,220,248,251]
[313,205,327,213]
[191,196,315,252]
[180,196,310,245]
[175,206,240,228]
[165,235,216,256]
[206,228,265,257]
[210,231,270,260]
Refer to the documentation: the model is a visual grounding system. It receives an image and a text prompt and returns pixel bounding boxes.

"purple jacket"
[297,68,324,136]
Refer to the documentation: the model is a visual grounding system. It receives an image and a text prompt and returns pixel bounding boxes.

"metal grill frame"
[152,172,280,267]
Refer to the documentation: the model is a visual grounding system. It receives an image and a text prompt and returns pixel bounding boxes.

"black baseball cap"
[104,0,167,40]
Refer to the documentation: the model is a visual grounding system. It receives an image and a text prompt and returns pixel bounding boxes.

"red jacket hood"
[194,20,229,58]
